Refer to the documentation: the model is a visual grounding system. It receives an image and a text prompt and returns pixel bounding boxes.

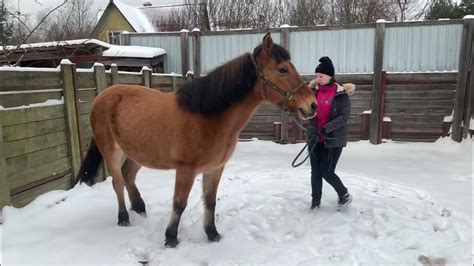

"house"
[0,39,166,72]
[92,0,188,44]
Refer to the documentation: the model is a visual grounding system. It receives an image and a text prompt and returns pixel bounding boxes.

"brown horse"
[76,33,317,247]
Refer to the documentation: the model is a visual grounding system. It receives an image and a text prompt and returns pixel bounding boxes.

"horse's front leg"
[202,167,224,242]
[165,167,196,248]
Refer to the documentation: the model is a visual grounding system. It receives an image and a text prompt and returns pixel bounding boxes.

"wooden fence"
[0,62,188,209]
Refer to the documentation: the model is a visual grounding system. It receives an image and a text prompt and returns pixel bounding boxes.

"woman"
[307,56,355,210]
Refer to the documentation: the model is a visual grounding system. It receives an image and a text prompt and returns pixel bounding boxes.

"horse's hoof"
[165,238,179,248]
[132,209,147,217]
[118,220,130,227]
[118,211,130,226]
[207,233,221,242]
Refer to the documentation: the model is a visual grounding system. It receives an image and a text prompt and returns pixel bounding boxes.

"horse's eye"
[278,68,288,74]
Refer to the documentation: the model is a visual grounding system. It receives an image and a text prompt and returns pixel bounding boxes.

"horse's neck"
[218,88,263,134]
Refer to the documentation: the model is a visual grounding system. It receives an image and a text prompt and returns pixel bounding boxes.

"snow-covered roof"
[0,39,111,50]
[102,45,166,58]
[114,1,155,33]
[0,38,166,59]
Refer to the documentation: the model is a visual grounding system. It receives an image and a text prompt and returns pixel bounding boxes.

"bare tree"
[394,0,432,21]
[36,0,94,42]
[329,0,397,24]
[282,0,328,26]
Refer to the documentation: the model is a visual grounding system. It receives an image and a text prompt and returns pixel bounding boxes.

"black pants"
[309,142,347,201]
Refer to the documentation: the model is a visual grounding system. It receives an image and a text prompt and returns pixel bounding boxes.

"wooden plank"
[0,91,63,108]
[370,21,385,144]
[118,74,142,85]
[79,101,93,115]
[61,62,82,178]
[8,157,71,192]
[3,117,66,142]
[94,63,108,97]
[151,75,172,87]
[6,144,68,174]
[385,107,452,116]
[192,29,202,78]
[142,67,151,87]
[10,170,70,196]
[172,76,178,92]
[385,99,455,108]
[4,131,67,158]
[0,71,62,91]
[81,113,91,127]
[10,173,72,208]
[82,125,93,139]
[111,64,119,85]
[388,115,444,125]
[386,73,458,84]
[386,89,456,100]
[181,30,189,76]
[0,105,64,126]
[0,115,11,208]
[78,89,96,101]
[83,137,93,152]
[391,124,443,134]
[386,84,457,91]
[248,116,282,123]
[76,71,96,88]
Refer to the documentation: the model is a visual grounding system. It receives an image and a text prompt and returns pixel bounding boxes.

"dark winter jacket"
[307,81,355,148]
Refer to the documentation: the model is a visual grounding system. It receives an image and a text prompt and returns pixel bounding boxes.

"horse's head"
[252,33,316,120]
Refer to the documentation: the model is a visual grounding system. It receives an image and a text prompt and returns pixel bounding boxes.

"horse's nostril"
[310,103,317,113]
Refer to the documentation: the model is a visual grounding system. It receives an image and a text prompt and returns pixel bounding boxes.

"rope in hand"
[289,115,335,168]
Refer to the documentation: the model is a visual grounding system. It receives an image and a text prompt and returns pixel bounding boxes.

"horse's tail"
[75,139,103,186]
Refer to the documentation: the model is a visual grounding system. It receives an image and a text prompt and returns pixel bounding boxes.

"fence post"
[172,75,178,92]
[280,26,290,143]
[0,116,11,209]
[192,28,201,78]
[61,60,83,181]
[142,66,151,87]
[453,16,474,141]
[111,64,119,85]
[370,20,386,144]
[94,63,107,94]
[180,29,190,76]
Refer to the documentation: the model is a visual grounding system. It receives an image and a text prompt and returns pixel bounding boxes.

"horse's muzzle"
[298,106,317,120]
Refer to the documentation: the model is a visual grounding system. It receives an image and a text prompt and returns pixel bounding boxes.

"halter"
[250,54,307,110]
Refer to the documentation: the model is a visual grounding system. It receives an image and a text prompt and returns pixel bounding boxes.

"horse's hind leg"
[122,158,146,216]
[103,148,130,226]
[165,167,197,248]
[202,167,224,242]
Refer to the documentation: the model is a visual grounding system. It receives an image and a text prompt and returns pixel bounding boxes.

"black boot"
[310,198,320,209]
[337,192,352,209]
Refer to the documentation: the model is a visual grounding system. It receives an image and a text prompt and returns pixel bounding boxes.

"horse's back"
[90,84,180,168]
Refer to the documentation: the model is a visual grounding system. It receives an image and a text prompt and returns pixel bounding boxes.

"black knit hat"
[315,56,335,77]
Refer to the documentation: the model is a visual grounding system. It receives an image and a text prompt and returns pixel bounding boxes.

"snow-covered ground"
[1,138,472,265]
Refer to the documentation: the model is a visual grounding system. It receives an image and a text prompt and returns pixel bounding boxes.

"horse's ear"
[262,32,273,56]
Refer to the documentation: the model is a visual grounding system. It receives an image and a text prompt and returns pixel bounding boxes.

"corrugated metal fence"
[123,20,464,75]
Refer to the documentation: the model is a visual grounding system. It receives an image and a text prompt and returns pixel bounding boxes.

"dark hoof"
[118,211,130,226]
[207,232,221,242]
[132,209,147,217]
[131,201,147,216]
[165,238,179,248]
[118,220,130,226]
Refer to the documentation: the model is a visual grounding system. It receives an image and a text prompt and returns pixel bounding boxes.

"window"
[107,31,122,45]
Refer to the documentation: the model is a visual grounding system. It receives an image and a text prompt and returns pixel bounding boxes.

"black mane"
[176,43,290,116]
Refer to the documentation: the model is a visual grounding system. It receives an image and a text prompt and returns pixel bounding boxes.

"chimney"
[143,1,152,7]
